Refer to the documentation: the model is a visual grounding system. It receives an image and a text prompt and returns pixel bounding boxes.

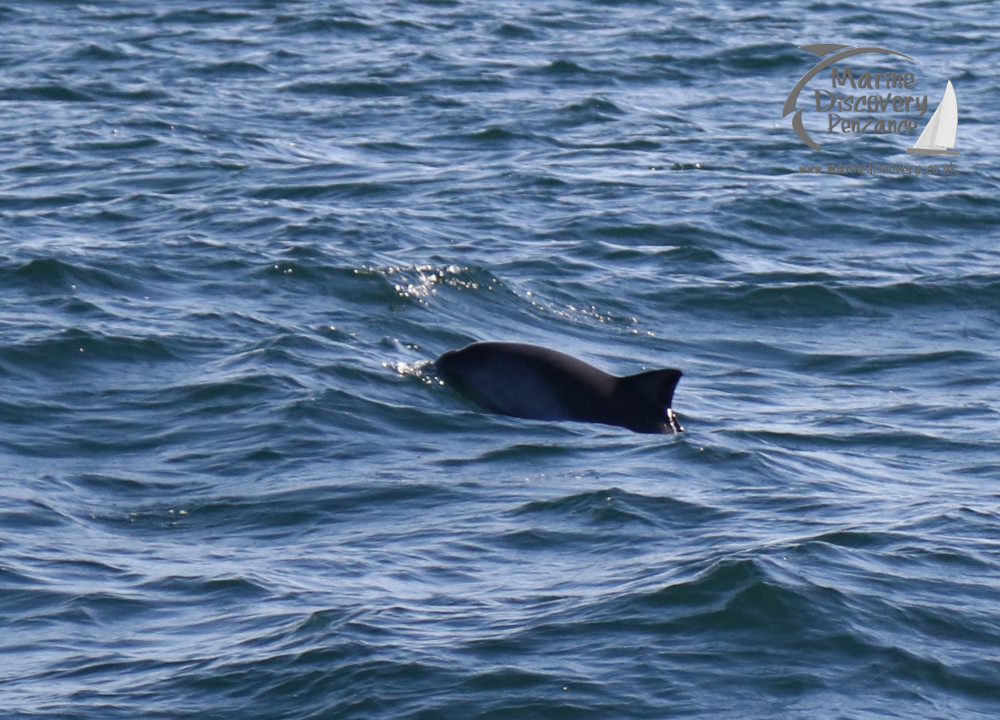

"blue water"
[2,1,999,718]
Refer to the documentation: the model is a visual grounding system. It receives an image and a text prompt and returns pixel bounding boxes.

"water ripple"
[1,1,998,719]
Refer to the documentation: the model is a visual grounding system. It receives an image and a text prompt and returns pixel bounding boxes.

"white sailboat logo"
[907,80,960,156]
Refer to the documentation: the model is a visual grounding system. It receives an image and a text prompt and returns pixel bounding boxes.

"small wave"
[167,373,307,418]
[73,135,161,152]
[512,487,727,529]
[193,60,270,75]
[556,97,624,127]
[101,482,469,537]
[846,348,990,375]
[67,42,139,62]
[717,43,805,72]
[278,80,408,97]
[273,15,376,34]
[3,257,144,293]
[493,22,536,39]
[459,126,542,144]
[140,574,270,600]
[250,181,399,200]
[845,277,1000,312]
[0,85,94,102]
[155,8,255,24]
[62,590,154,625]
[673,283,855,319]
[73,473,182,496]
[0,499,69,531]
[535,59,594,76]
[0,329,179,370]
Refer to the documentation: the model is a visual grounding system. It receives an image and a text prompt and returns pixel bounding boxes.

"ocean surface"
[1,1,998,718]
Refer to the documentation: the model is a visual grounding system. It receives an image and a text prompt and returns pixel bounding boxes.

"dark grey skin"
[435,342,683,434]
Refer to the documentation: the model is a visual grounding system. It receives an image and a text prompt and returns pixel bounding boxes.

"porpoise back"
[435,342,683,434]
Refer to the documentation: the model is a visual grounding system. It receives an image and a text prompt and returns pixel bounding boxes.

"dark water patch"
[140,575,269,602]
[4,158,80,177]
[3,588,99,629]
[560,96,625,115]
[531,59,599,77]
[513,489,656,528]
[358,140,420,154]
[461,666,552,691]
[717,43,805,72]
[522,172,568,189]
[278,80,408,97]
[0,563,55,594]
[171,374,305,417]
[272,387,393,439]
[631,557,775,616]
[228,332,329,370]
[0,85,94,102]
[0,191,91,211]
[0,499,68,530]
[273,14,376,34]
[952,461,1000,479]
[250,180,399,201]
[241,447,283,463]
[631,54,700,83]
[889,540,996,575]
[46,655,169,690]
[593,137,662,150]
[737,428,983,456]
[292,607,363,638]
[437,442,577,467]
[162,650,456,720]
[802,528,902,550]
[846,349,989,375]
[0,6,22,23]
[0,397,73,426]
[495,527,597,552]
[28,421,202,461]
[68,42,137,62]
[250,262,394,303]
[590,220,714,242]
[73,135,161,152]
[72,473,183,496]
[454,126,546,146]
[845,277,1000,312]
[0,329,179,372]
[6,580,157,630]
[155,8,255,24]
[67,591,153,625]
[721,193,822,233]
[512,488,726,530]
[493,22,536,39]
[556,97,624,126]
[675,283,854,319]
[193,60,270,75]
[594,558,864,677]
[890,194,1000,231]
[129,482,470,537]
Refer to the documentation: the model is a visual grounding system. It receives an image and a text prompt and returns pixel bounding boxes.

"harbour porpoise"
[434,342,683,434]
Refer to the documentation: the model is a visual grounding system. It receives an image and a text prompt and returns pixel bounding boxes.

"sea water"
[1,2,998,719]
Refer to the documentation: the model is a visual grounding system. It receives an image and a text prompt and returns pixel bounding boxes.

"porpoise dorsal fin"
[617,369,683,410]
